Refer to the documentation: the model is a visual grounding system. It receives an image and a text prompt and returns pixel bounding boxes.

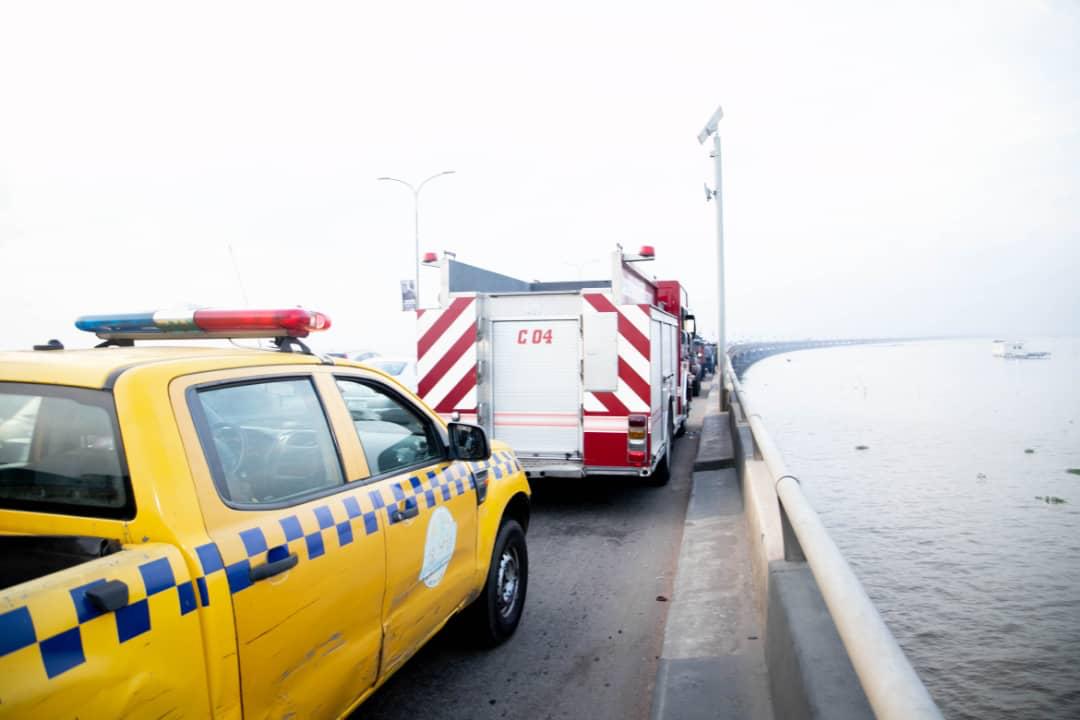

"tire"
[674,418,686,438]
[463,519,528,646]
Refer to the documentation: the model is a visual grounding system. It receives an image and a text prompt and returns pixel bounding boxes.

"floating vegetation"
[1024,448,1035,454]
[855,445,869,451]
[1067,468,1080,476]
[1036,496,1067,504]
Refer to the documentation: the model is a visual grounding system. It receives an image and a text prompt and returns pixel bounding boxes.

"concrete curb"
[651,385,773,720]
[693,413,735,471]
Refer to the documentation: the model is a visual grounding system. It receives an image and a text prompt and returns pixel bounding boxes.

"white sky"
[1,0,1077,353]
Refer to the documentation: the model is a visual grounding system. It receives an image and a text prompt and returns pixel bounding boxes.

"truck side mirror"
[448,422,490,461]
[683,314,696,335]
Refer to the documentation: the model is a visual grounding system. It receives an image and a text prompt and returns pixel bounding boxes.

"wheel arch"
[500,491,531,534]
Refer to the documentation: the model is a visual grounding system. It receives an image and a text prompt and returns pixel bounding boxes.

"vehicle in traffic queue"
[365,354,418,392]
[0,307,531,719]
[690,337,706,396]
[702,342,718,375]
[414,246,699,485]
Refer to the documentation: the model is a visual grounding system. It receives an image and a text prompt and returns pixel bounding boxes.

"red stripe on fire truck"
[418,323,477,398]
[582,294,651,414]
[416,297,478,415]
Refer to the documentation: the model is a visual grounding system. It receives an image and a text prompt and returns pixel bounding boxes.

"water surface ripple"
[743,338,1080,720]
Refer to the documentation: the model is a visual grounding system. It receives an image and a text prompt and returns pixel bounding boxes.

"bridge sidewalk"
[651,382,774,720]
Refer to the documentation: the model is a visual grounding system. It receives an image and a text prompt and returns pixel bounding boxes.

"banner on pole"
[401,279,417,311]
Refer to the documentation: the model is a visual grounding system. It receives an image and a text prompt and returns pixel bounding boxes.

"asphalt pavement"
[356,385,710,720]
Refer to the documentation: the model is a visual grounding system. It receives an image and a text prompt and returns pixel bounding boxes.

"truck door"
[491,320,581,457]
[178,370,387,720]
[330,374,479,679]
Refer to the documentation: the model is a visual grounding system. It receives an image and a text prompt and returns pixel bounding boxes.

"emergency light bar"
[623,245,657,263]
[75,308,332,340]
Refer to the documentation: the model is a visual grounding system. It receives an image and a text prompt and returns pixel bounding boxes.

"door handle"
[85,579,130,612]
[391,498,419,523]
[250,552,298,582]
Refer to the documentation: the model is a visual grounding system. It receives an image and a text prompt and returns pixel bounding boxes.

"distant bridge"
[728,338,912,378]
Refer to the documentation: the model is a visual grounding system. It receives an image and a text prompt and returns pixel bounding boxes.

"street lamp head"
[697,104,724,144]
[377,171,456,189]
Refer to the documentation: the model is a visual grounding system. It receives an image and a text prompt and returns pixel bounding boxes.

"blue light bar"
[75,312,162,335]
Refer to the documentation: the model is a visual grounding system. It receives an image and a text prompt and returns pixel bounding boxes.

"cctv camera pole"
[698,105,725,406]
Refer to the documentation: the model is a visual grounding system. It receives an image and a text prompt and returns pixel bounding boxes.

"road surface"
[356,388,709,720]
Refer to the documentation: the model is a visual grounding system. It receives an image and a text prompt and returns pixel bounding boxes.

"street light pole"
[698,105,725,395]
[377,170,456,308]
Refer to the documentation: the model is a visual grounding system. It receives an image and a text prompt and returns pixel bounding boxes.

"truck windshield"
[0,383,132,519]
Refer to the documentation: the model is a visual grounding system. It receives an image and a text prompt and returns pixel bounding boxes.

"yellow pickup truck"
[0,308,531,718]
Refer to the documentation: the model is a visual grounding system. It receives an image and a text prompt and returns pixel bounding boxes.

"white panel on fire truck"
[583,311,618,392]
[485,293,583,319]
[491,319,582,457]
[650,319,663,411]
[662,324,674,377]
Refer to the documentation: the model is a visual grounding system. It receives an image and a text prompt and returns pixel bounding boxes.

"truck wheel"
[464,519,528,646]
[674,418,686,438]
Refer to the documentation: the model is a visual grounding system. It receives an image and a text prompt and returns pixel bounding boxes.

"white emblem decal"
[421,506,457,588]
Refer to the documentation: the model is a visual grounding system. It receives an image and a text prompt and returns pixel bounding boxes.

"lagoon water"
[742,338,1080,720]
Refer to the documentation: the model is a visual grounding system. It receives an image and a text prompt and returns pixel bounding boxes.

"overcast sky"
[1,0,1077,354]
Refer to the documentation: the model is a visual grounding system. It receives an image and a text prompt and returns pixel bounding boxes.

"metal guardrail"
[724,359,943,720]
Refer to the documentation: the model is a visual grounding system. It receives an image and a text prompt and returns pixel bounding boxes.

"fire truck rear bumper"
[518,457,661,479]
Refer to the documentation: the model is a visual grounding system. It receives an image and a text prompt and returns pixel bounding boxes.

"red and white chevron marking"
[416,296,478,417]
[582,293,652,419]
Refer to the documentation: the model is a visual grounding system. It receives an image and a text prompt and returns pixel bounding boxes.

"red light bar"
[193,309,331,337]
[639,245,655,258]
[422,252,439,263]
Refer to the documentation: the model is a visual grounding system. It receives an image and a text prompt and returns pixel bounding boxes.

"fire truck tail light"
[627,414,648,465]
[628,414,647,440]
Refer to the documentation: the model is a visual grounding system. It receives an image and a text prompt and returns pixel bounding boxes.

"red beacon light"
[624,245,656,263]
[422,251,439,264]
[191,308,331,336]
[75,307,332,341]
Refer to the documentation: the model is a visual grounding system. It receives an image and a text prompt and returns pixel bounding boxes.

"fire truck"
[414,246,697,484]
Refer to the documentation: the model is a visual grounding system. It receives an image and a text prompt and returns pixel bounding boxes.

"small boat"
[992,340,1051,359]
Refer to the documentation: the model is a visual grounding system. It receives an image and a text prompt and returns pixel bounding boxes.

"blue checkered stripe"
[0,555,197,680]
[479,450,521,481]
[192,459,498,601]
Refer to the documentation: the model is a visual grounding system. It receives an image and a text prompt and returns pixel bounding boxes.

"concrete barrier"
[766,562,872,719]
[727,383,873,719]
